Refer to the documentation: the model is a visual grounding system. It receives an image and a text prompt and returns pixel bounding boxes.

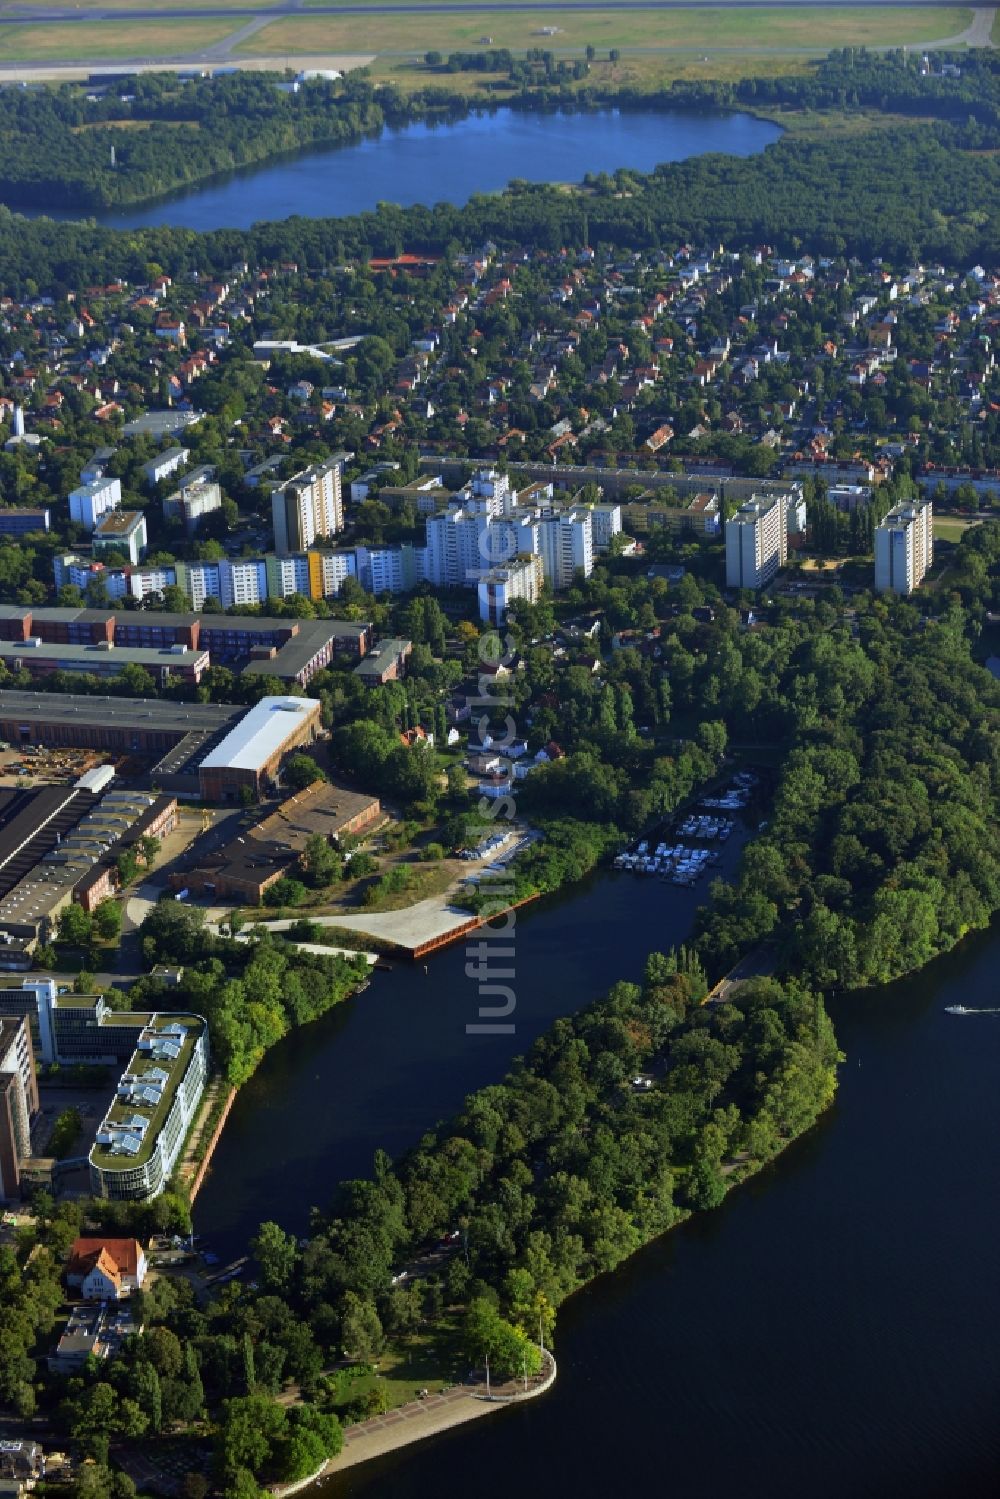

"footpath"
[271,1350,556,1490]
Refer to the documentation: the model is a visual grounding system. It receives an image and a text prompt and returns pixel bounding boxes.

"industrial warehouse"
[173,777,382,904]
[0,771,178,952]
[0,690,322,799]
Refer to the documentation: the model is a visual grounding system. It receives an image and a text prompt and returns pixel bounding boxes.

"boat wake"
[944,1005,1000,1016]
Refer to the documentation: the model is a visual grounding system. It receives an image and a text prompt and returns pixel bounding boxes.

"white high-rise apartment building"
[272,456,344,553]
[220,559,268,609]
[478,555,544,624]
[355,543,427,595]
[725,493,788,590]
[320,551,359,596]
[587,503,623,552]
[536,510,593,590]
[69,477,122,531]
[874,498,933,595]
[425,504,493,586]
[465,468,514,516]
[266,554,312,599]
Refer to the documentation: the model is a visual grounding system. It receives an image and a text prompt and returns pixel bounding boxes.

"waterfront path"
[273,1350,557,1487]
[704,946,775,1005]
[200,893,479,954]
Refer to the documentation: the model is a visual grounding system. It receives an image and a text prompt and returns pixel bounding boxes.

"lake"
[194,840,1000,1496]
[18,106,782,231]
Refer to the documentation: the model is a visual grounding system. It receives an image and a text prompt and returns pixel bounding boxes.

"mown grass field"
[934,514,985,540]
[239,7,971,60]
[6,0,269,8]
[0,18,237,63]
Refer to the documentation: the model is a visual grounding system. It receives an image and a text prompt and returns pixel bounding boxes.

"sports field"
[236,7,973,60]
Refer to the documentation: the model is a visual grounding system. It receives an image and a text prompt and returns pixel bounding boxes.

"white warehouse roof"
[199,696,319,772]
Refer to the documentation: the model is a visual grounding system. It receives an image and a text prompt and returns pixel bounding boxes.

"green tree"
[92,899,123,942]
[284,754,326,791]
[338,1292,384,1361]
[57,903,93,948]
[251,1221,298,1295]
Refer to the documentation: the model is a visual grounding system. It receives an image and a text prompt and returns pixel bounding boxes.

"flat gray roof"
[355,638,410,676]
[199,695,320,772]
[0,690,237,732]
[124,411,202,438]
[243,620,367,680]
[0,642,206,668]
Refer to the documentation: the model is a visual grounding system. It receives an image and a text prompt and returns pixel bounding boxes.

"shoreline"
[272,1350,557,1490]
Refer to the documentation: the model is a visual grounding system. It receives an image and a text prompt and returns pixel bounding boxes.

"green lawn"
[334,1321,467,1413]
[0,17,237,63]
[933,514,984,541]
[239,7,972,60]
[10,0,269,8]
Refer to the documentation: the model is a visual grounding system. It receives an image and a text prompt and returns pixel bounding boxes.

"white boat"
[944,1004,970,1015]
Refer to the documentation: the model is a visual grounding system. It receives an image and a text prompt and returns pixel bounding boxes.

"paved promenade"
[274,1350,556,1487]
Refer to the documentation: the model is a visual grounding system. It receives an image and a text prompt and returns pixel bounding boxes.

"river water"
[195,833,1000,1496]
[19,107,781,231]
[195,818,754,1255]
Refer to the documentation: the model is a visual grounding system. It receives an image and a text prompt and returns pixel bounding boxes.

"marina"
[613,772,755,884]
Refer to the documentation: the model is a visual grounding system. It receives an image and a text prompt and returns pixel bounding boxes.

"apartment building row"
[56,469,616,621]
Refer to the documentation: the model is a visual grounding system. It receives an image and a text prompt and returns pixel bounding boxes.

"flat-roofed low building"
[141,445,189,487]
[242,619,367,688]
[51,1300,140,1368]
[0,689,239,761]
[0,791,176,939]
[0,508,50,537]
[353,638,412,686]
[173,778,380,903]
[198,695,322,801]
[0,638,209,687]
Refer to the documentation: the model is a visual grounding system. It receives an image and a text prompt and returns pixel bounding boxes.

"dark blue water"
[20,107,781,231]
[317,927,1000,1499]
[195,831,1000,1497]
[196,823,753,1254]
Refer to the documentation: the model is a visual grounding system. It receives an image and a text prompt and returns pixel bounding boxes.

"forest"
[133,905,370,1088]
[690,526,1000,987]
[1,55,1000,290]
[0,960,837,1499]
[0,47,995,213]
